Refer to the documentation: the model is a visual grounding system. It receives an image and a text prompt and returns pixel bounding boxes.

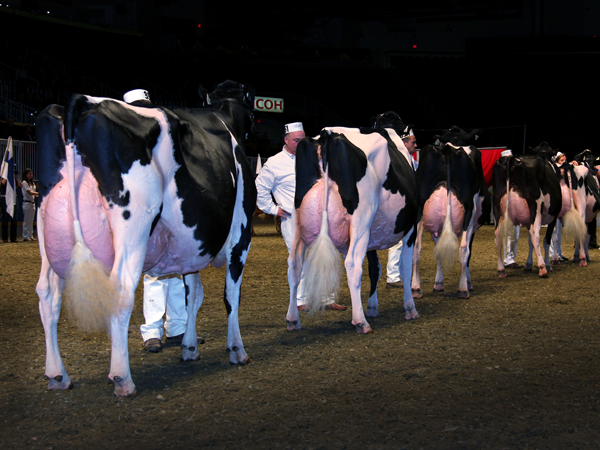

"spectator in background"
[21,168,38,241]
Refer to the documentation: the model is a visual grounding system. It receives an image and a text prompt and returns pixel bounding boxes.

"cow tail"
[433,153,459,271]
[561,166,587,243]
[497,158,516,247]
[302,168,341,314]
[62,117,121,334]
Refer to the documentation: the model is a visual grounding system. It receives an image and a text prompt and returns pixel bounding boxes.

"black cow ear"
[198,85,209,106]
[245,85,256,106]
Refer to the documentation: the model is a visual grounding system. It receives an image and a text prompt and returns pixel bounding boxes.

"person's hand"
[277,207,291,218]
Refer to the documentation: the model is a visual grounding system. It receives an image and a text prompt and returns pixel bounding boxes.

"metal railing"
[0,97,38,125]
[1,138,38,177]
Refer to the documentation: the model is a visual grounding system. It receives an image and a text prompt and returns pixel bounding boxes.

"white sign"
[255,96,284,113]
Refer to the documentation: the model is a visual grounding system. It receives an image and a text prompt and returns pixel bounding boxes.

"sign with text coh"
[254,97,284,113]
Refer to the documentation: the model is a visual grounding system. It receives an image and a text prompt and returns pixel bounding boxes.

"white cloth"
[387,157,418,282]
[503,226,520,265]
[140,274,188,342]
[549,220,563,260]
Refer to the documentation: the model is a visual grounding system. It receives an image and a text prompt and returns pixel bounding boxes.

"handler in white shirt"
[255,122,346,311]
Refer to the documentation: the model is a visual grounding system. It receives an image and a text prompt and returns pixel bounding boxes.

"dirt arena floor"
[1,220,599,449]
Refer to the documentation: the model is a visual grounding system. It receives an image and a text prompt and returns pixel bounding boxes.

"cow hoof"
[404,309,419,321]
[579,259,588,267]
[114,389,138,399]
[110,377,137,398]
[433,282,444,292]
[353,321,373,334]
[181,348,200,361]
[458,290,470,299]
[411,288,423,299]
[498,270,507,278]
[231,356,252,365]
[47,375,73,390]
[524,264,533,271]
[538,270,548,278]
[286,319,302,331]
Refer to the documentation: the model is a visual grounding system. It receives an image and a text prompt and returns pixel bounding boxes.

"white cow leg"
[410,221,424,298]
[529,224,548,278]
[108,306,136,397]
[37,252,70,390]
[400,234,419,320]
[286,227,305,331]
[181,273,203,362]
[494,221,507,277]
[525,231,534,272]
[366,250,382,318]
[457,232,470,298]
[224,270,250,365]
[432,235,444,291]
[346,237,371,334]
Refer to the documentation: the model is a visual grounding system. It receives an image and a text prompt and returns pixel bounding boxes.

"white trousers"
[140,274,188,342]
[504,226,520,265]
[549,220,563,259]
[387,240,404,283]
[22,202,36,240]
[280,217,309,305]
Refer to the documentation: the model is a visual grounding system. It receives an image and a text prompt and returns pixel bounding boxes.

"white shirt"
[255,147,296,216]
[22,180,35,202]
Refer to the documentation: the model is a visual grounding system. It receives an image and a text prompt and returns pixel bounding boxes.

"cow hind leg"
[410,221,424,298]
[400,234,419,320]
[181,273,204,362]
[37,218,72,390]
[365,250,381,318]
[457,231,470,299]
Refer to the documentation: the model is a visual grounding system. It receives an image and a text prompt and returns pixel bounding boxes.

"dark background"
[2,0,599,157]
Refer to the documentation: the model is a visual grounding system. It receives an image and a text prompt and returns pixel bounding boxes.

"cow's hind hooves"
[458,290,469,299]
[498,270,506,278]
[411,288,423,299]
[231,356,252,365]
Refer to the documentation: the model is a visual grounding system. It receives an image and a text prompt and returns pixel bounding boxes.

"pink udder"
[43,175,115,279]
[296,179,350,249]
[422,187,465,236]
[500,191,531,226]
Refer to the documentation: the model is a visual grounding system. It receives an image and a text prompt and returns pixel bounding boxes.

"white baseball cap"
[284,122,304,134]
[123,89,150,104]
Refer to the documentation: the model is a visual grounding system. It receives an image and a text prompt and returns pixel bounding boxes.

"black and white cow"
[410,126,490,298]
[572,149,600,262]
[492,153,565,277]
[36,80,256,397]
[285,116,420,334]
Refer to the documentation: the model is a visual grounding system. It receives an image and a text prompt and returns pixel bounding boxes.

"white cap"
[501,149,513,157]
[284,122,304,134]
[123,89,150,104]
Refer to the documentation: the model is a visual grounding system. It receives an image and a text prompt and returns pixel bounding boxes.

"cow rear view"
[36,81,256,397]
[286,122,420,334]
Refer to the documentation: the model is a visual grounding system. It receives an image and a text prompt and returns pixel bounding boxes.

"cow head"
[370,111,407,135]
[199,80,256,140]
[433,126,482,147]
[529,141,557,162]
[574,149,597,169]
